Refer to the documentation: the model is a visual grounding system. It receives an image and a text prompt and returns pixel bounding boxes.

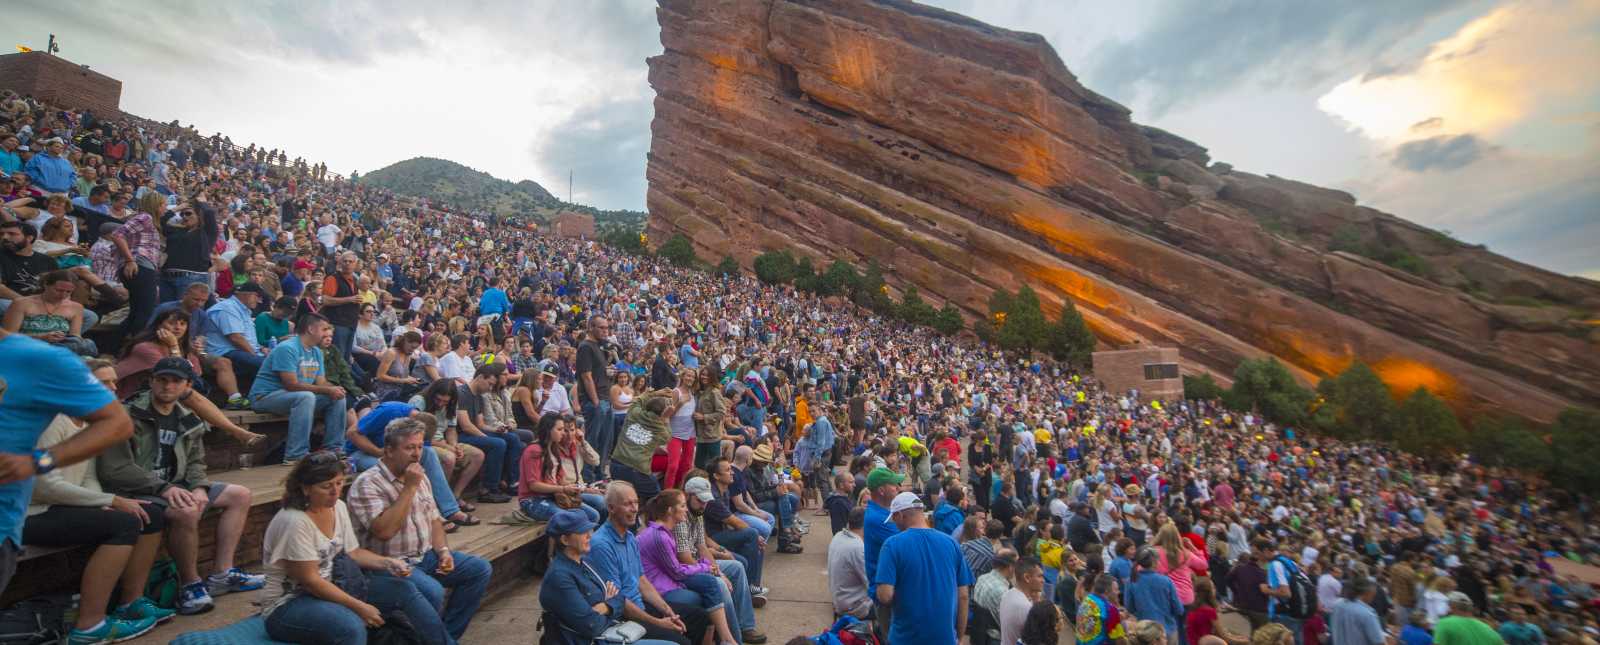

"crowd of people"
[0,83,1596,645]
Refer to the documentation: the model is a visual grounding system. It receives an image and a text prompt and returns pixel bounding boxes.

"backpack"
[1272,556,1318,619]
[144,558,181,610]
[0,594,71,645]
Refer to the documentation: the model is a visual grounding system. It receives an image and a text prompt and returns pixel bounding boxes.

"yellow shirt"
[795,397,813,434]
[897,436,927,458]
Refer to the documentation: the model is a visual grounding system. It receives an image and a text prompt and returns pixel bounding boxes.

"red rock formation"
[644,0,1600,421]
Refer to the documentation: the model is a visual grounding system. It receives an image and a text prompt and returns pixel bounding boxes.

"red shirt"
[1185,604,1219,645]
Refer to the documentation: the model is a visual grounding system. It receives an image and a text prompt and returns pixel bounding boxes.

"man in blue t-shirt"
[248,314,347,464]
[0,331,133,592]
[875,491,973,645]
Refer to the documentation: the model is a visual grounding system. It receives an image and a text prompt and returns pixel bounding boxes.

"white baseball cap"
[887,491,924,519]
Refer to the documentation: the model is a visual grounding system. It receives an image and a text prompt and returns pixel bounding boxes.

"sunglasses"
[305,450,344,465]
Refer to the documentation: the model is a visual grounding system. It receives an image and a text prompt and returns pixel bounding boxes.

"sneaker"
[177,582,214,616]
[751,594,767,608]
[223,396,251,411]
[742,629,768,644]
[751,586,769,597]
[207,567,266,596]
[116,597,176,624]
[477,492,512,504]
[777,542,804,554]
[67,616,159,644]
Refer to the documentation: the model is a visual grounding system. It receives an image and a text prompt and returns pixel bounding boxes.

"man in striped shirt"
[349,418,492,642]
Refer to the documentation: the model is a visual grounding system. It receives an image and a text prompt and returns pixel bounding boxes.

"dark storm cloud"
[535,97,654,210]
[1087,0,1467,115]
[1392,134,1490,172]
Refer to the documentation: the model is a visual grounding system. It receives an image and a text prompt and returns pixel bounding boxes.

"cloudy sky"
[5,0,1596,277]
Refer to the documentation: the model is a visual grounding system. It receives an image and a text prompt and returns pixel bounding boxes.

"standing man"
[0,330,133,594]
[827,507,871,620]
[23,138,75,194]
[1330,578,1393,645]
[247,314,349,464]
[1431,592,1501,645]
[874,491,974,645]
[999,557,1046,645]
[322,251,362,361]
[348,419,492,643]
[576,315,613,480]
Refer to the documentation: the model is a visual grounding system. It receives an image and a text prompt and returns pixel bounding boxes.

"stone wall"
[0,52,121,116]
[1093,347,1184,402]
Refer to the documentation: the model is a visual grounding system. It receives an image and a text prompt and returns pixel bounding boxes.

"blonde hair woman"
[1152,522,1208,606]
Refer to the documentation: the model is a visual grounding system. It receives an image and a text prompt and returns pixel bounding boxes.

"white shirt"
[537,384,574,417]
[317,223,342,249]
[999,587,1033,645]
[1317,573,1343,613]
[438,351,475,382]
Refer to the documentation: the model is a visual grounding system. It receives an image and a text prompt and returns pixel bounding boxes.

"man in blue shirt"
[71,185,112,216]
[1329,578,1390,645]
[0,136,20,175]
[862,467,904,637]
[477,278,510,319]
[204,282,267,381]
[588,481,711,645]
[247,313,347,463]
[343,401,474,528]
[875,491,973,645]
[0,330,133,592]
[23,139,76,194]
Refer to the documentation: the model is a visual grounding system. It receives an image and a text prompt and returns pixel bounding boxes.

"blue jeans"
[663,573,725,611]
[611,462,661,503]
[332,324,356,361]
[718,558,755,634]
[252,389,347,461]
[264,570,446,645]
[159,270,211,304]
[458,431,522,494]
[710,526,764,588]
[1271,615,1303,645]
[581,400,614,481]
[519,494,606,525]
[224,349,264,383]
[373,549,492,641]
[736,512,773,540]
[352,448,461,520]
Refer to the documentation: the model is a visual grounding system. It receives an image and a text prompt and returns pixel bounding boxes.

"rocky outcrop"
[644,0,1600,421]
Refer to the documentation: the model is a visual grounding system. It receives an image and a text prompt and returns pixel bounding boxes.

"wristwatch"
[31,449,56,475]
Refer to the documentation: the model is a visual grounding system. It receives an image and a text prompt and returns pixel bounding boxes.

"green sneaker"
[67,615,158,644]
[116,597,176,624]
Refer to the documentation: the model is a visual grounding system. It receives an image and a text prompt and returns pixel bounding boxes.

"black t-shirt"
[323,274,359,327]
[649,355,675,390]
[0,250,56,297]
[703,497,735,531]
[163,224,211,272]
[152,408,182,483]
[574,340,610,404]
[456,383,482,425]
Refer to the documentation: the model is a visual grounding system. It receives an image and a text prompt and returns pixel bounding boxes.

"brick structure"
[1092,346,1185,402]
[550,210,596,238]
[0,52,121,116]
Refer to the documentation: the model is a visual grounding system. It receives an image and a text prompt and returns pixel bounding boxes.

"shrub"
[656,233,697,267]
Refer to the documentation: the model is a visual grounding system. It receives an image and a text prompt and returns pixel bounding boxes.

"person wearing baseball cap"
[1432,591,1499,645]
[862,466,906,636]
[875,491,973,645]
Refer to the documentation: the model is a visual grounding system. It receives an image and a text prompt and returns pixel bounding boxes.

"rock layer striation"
[644,0,1600,421]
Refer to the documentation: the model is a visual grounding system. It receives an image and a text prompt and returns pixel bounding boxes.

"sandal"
[458,502,477,513]
[450,513,482,527]
[443,522,460,534]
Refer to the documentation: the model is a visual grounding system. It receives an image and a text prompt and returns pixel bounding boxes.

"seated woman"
[518,414,605,523]
[114,308,262,446]
[1,269,96,355]
[539,509,678,645]
[259,453,450,645]
[23,359,175,644]
[350,304,387,381]
[370,331,423,402]
[638,490,740,645]
[408,379,487,506]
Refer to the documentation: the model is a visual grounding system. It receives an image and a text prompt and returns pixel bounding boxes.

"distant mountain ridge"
[358,157,644,226]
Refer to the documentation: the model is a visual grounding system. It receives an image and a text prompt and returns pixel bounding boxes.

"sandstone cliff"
[643,0,1600,421]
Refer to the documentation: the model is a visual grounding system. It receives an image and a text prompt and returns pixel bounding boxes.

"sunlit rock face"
[644,0,1600,421]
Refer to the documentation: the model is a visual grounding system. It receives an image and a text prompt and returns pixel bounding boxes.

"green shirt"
[254,312,291,348]
[1434,616,1504,645]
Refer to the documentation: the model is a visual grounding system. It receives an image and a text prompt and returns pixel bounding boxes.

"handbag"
[597,621,647,644]
[329,551,369,601]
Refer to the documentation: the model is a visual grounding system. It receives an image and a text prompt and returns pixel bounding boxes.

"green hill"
[357,157,644,226]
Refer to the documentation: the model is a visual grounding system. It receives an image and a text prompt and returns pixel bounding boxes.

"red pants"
[664,436,696,489]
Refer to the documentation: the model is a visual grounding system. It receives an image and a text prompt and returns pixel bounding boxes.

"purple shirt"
[638,521,712,594]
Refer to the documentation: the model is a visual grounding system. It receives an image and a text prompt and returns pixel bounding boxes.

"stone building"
[1092,346,1185,402]
[0,52,121,116]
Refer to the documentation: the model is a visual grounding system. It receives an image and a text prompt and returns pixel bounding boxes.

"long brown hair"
[645,489,686,523]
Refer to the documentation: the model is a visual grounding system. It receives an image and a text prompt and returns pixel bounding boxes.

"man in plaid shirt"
[349,418,492,642]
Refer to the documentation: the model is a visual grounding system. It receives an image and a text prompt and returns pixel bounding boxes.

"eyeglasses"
[305,450,344,465]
